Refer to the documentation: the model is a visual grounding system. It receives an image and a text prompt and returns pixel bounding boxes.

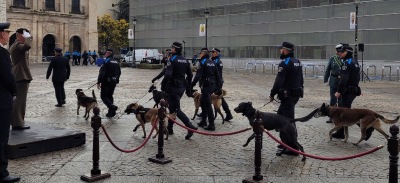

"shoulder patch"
[341,65,347,70]
[278,67,283,72]
[167,61,171,66]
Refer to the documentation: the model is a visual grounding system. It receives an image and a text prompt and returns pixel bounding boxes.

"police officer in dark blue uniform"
[211,48,233,121]
[191,48,221,131]
[165,42,198,140]
[97,49,121,117]
[269,41,303,156]
[46,47,70,107]
[331,45,375,140]
[0,22,21,183]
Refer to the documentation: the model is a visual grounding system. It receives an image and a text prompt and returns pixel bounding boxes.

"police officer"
[269,41,303,156]
[97,49,121,117]
[0,22,21,183]
[46,47,70,107]
[191,48,221,131]
[211,48,233,121]
[164,42,198,139]
[324,44,346,123]
[151,49,171,92]
[331,45,375,140]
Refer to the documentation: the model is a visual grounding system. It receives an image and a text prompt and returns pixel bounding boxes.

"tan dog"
[76,89,97,120]
[124,103,168,140]
[191,89,227,123]
[315,103,400,145]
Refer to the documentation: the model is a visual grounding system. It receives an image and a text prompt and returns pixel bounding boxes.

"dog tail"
[92,90,96,99]
[377,114,400,124]
[291,108,319,122]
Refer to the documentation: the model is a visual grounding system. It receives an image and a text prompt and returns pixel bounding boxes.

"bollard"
[243,111,268,183]
[148,99,172,164]
[388,125,399,183]
[81,107,111,182]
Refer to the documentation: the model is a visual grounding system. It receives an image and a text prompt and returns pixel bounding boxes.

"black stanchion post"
[149,99,172,164]
[243,111,268,183]
[81,107,111,182]
[388,125,399,183]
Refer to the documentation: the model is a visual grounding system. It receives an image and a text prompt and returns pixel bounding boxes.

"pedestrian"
[269,41,303,156]
[97,49,121,117]
[191,47,221,131]
[151,49,171,92]
[0,22,21,183]
[77,51,81,65]
[9,28,33,131]
[211,48,233,121]
[164,41,198,139]
[46,47,71,107]
[324,44,345,123]
[87,50,92,64]
[331,45,375,140]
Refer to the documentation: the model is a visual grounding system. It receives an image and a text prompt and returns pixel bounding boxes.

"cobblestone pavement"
[7,64,400,183]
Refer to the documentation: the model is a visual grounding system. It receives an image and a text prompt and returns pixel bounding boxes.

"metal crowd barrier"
[381,65,392,81]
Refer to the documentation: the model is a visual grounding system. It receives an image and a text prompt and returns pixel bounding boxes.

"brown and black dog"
[314,103,400,145]
[76,89,97,120]
[234,102,319,161]
[124,103,168,140]
[191,89,227,123]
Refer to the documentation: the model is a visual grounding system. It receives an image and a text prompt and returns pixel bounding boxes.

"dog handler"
[269,41,303,156]
[191,48,221,131]
[211,48,233,122]
[0,22,21,183]
[164,41,198,139]
[46,47,70,107]
[97,49,121,117]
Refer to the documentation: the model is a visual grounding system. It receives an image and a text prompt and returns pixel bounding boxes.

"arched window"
[12,0,25,8]
[45,0,55,11]
[71,0,80,14]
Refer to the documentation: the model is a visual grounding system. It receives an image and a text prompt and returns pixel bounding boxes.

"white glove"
[22,30,31,38]
[13,96,16,101]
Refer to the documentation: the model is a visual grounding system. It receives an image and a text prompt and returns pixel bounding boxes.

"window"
[12,0,25,8]
[71,0,80,14]
[45,0,55,11]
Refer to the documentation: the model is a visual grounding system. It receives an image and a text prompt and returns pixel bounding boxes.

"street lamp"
[132,17,137,64]
[204,8,209,48]
[182,40,186,57]
[354,0,360,64]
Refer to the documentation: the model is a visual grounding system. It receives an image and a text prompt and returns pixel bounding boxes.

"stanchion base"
[242,176,269,183]
[80,172,111,182]
[148,156,172,164]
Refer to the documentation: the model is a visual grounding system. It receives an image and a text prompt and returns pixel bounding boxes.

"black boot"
[185,122,198,140]
[332,128,345,139]
[224,111,233,121]
[364,127,375,141]
[197,120,207,127]
[167,122,174,135]
[326,118,332,123]
[204,122,215,131]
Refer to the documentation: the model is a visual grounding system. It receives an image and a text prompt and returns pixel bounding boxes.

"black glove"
[151,78,156,83]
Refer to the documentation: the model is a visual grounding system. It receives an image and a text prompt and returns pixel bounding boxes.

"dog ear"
[247,102,252,106]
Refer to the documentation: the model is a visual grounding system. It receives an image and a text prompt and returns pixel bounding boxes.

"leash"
[260,98,280,108]
[87,83,97,90]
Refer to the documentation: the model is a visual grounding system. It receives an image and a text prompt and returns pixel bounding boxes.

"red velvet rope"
[167,116,251,136]
[264,129,384,161]
[100,117,158,153]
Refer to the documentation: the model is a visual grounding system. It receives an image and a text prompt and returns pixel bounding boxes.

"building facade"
[6,0,98,62]
[130,0,400,62]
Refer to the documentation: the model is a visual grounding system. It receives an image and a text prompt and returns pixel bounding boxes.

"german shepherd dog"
[76,89,97,120]
[234,102,319,161]
[191,89,227,123]
[148,84,169,108]
[314,103,400,145]
[124,103,168,140]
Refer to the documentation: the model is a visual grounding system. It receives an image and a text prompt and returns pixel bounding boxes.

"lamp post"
[132,17,137,64]
[182,40,186,57]
[354,0,360,71]
[204,8,209,48]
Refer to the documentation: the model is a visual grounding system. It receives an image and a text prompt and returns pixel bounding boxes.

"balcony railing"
[42,2,60,12]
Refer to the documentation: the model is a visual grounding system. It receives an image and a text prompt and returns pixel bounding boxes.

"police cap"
[0,23,11,32]
[171,42,182,49]
[279,41,294,51]
[198,47,209,54]
[337,45,353,53]
[211,48,220,53]
[54,47,62,53]
[16,28,30,34]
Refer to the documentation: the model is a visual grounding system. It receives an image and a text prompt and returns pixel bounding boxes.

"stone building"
[5,0,98,63]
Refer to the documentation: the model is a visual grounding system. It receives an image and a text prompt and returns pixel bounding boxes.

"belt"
[330,74,338,78]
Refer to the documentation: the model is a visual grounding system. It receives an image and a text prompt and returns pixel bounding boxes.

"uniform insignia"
[167,61,171,66]
[342,66,347,70]
[278,67,283,72]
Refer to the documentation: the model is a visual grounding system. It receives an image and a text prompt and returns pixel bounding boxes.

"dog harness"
[135,106,150,122]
